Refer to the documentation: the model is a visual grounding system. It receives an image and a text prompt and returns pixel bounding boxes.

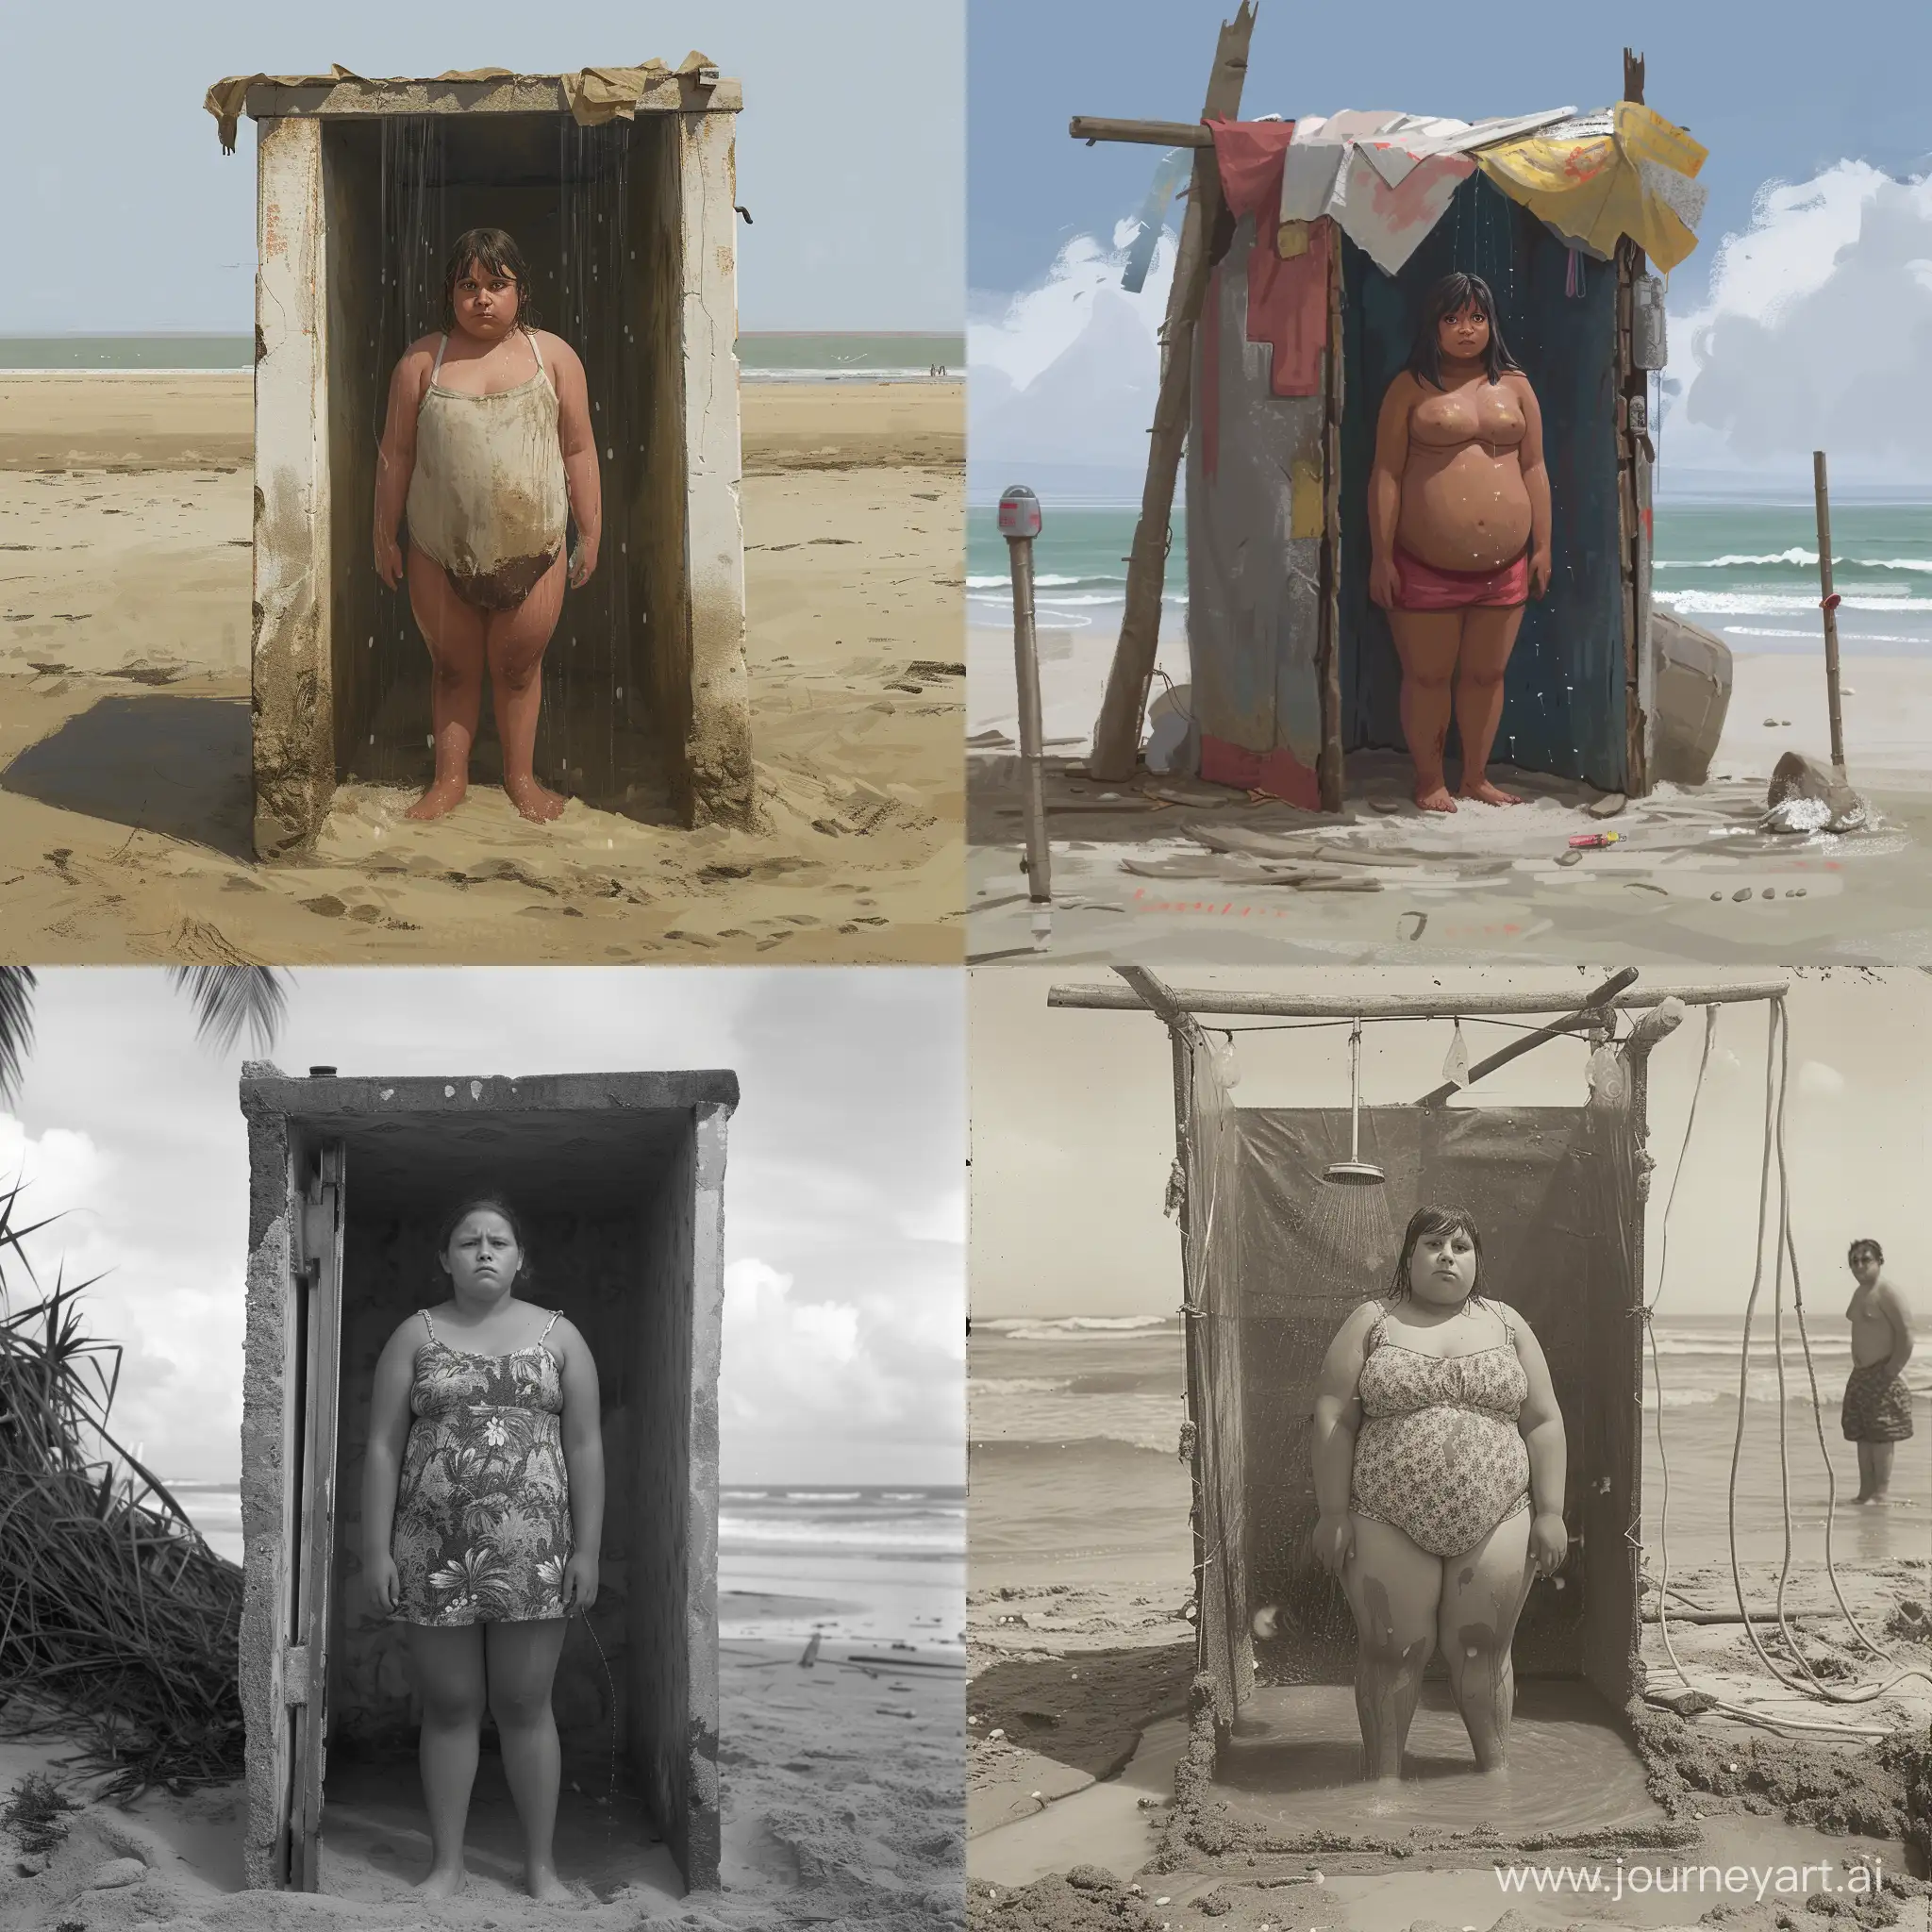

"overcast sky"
[0,967,964,1487]
[972,965,1932,1321]
[969,0,1932,487]
[3,0,962,334]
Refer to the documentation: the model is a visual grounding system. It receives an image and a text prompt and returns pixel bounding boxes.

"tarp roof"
[203,54,719,154]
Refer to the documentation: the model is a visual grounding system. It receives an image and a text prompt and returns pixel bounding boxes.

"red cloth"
[1392,545,1530,611]
[1199,734,1322,809]
[1206,118,1329,399]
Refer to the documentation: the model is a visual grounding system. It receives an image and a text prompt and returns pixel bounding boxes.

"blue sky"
[4,0,963,334]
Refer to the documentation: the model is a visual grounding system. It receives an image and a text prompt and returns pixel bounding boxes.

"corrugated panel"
[1337,172,1627,791]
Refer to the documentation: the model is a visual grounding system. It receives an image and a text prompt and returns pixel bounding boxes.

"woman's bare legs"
[1388,610,1465,813]
[1453,605,1527,805]
[485,550,569,822]
[1341,1516,1442,1779]
[1438,1507,1535,1770]
[407,1624,486,1896]
[406,549,489,820]
[485,1617,572,1901]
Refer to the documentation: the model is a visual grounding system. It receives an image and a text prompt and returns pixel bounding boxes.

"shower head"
[1324,1158,1387,1187]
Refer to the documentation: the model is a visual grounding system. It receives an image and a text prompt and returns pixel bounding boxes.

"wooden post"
[1617,48,1652,798]
[1086,5,1256,781]
[1316,220,1345,811]
[1813,450,1847,776]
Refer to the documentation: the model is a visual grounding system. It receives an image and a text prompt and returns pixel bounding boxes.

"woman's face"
[452,258,520,339]
[1437,302,1491,363]
[1407,1224,1477,1306]
[442,1209,521,1298]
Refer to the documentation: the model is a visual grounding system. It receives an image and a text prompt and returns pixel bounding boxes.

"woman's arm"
[545,337,603,587]
[1310,1303,1375,1573]
[373,344,429,588]
[1367,377,1411,609]
[360,1320,421,1610]
[556,1318,605,1609]
[1509,1311,1569,1574]
[1515,375,1552,596]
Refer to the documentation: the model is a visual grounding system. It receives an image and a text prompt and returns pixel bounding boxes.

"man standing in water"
[1841,1240,1915,1504]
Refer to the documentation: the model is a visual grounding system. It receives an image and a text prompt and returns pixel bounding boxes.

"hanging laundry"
[1207,118,1329,398]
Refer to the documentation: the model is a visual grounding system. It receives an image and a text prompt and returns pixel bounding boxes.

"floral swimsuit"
[390,1307,574,1625]
[1348,1300,1532,1557]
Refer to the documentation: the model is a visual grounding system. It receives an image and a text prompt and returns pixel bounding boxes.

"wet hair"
[1389,1204,1484,1303]
[441,227,540,333]
[1407,272,1521,391]
[438,1196,530,1283]
[1848,1238,1884,1268]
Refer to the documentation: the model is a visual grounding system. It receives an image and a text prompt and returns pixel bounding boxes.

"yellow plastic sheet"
[1475,102,1708,273]
[204,53,717,154]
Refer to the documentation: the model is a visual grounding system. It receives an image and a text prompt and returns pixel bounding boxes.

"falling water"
[1304,1175,1399,1296]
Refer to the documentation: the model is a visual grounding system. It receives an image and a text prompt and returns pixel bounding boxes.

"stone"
[1764,751,1867,833]
[15,1853,46,1876]
[91,1856,148,1888]
[1588,791,1626,818]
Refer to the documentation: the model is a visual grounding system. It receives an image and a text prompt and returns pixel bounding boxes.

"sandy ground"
[964,1483,1932,1932]
[0,377,963,965]
[969,634,1932,968]
[0,1622,963,1929]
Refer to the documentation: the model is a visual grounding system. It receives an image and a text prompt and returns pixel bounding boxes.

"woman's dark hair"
[1407,272,1520,390]
[1389,1204,1483,1302]
[1848,1238,1884,1267]
[438,1196,530,1282]
[441,227,540,333]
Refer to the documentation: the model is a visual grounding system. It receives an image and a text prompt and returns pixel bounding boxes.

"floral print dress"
[391,1308,574,1625]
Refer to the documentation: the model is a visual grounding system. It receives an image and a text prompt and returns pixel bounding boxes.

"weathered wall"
[1186,214,1326,773]
[252,119,335,860]
[677,111,753,827]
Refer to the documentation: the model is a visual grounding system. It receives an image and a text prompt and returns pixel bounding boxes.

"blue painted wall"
[1338,173,1626,791]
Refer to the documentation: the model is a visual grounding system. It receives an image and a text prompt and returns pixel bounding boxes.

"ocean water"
[169,1482,965,1645]
[0,333,962,383]
[970,1314,1932,1574]
[964,501,1932,658]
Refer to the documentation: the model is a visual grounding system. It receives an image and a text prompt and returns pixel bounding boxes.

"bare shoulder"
[1502,368,1540,404]
[398,333,441,371]
[531,330,584,375]
[543,1310,592,1358]
[1381,369,1421,408]
[1875,1279,1914,1322]
[381,1311,429,1359]
[1337,1298,1387,1345]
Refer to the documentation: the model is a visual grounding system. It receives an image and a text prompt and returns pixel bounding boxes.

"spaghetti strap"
[525,327,554,395]
[1364,1305,1389,1352]
[1494,1303,1519,1345]
[538,1308,562,1343]
[429,334,447,381]
[419,1307,439,1343]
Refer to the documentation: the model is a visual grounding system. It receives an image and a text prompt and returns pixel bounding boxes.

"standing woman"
[362,1200,604,1902]
[1366,273,1552,813]
[374,228,602,824]
[1310,1206,1568,1780]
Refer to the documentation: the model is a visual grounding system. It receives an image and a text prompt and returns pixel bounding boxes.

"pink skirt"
[1393,545,1529,611]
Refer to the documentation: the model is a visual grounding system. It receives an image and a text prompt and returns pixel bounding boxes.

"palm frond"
[167,966,291,1058]
[0,967,35,1108]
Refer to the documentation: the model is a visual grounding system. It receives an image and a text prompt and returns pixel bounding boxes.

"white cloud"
[1796,1059,1847,1098]
[1665,161,1932,481]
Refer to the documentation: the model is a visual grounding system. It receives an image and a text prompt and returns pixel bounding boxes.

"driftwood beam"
[1048,980,1789,1020]
[1070,116,1215,147]
[1415,968,1639,1107]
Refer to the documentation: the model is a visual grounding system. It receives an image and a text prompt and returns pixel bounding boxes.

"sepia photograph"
[0,964,963,1928]
[968,964,1929,1930]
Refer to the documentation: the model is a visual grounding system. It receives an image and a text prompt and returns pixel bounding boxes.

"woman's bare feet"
[1415,782,1458,814]
[505,775,568,824]
[417,1862,465,1899]
[1459,778,1523,806]
[526,1862,573,1904]
[407,777,469,821]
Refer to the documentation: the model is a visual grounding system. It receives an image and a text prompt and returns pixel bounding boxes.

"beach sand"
[967,630,1932,967]
[0,1608,963,1930]
[0,377,964,965]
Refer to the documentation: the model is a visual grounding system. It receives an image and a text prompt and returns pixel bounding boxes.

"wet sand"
[0,377,964,965]
[968,632,1932,968]
[0,1623,963,1930]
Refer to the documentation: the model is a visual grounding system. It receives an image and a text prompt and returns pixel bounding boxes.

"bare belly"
[1397,445,1533,573]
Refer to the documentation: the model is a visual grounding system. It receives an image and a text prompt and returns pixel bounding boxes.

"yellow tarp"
[1475,102,1708,274]
[203,53,717,154]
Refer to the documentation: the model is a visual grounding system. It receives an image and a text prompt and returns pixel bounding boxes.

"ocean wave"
[971,1376,1072,1394]
[1651,1336,1854,1356]
[1655,591,1932,614]
[718,1517,965,1554]
[964,573,1102,591]
[787,1491,862,1503]
[1656,550,1932,573]
[976,1315,1174,1336]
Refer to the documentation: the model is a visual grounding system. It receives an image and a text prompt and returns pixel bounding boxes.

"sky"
[968,0,1932,491]
[0,966,964,1487]
[2,0,963,335]
[971,964,1932,1321]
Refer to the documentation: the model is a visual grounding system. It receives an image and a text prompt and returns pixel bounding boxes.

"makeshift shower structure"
[1080,18,1720,803]
[1047,966,1792,1767]
[236,1065,734,1893]
[206,60,752,856]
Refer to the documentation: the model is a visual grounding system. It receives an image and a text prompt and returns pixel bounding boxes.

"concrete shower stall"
[237,1067,735,1893]
[244,72,752,857]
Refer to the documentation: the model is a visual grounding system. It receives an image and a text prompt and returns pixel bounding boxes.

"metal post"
[1000,485,1053,944]
[1813,450,1846,777]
